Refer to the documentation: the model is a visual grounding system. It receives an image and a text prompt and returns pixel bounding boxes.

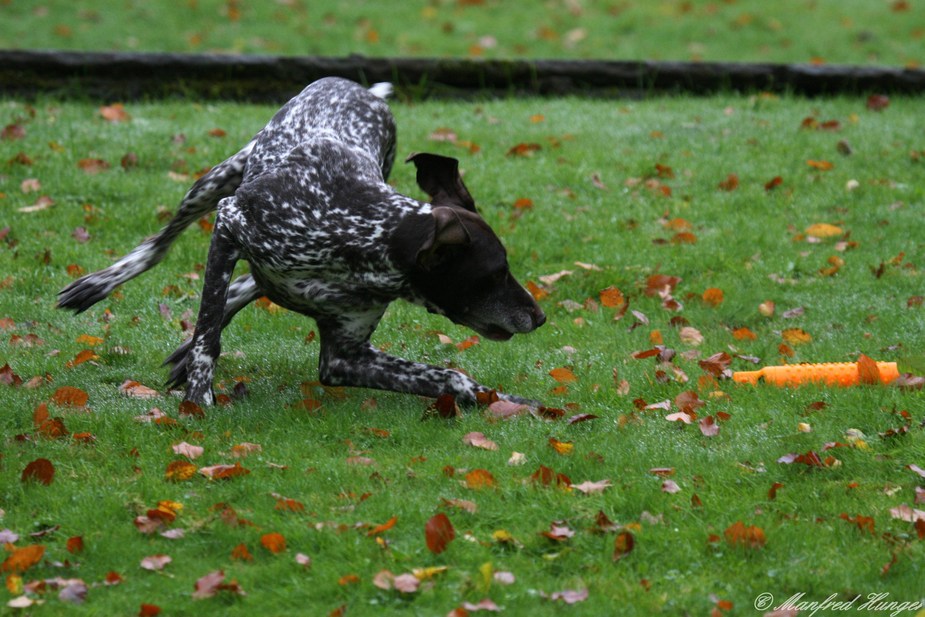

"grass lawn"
[1,91,924,615]
[0,0,923,67]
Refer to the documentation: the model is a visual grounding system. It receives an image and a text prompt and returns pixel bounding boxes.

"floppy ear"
[405,152,477,212]
[416,206,472,270]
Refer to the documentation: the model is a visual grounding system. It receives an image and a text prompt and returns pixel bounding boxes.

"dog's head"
[391,153,545,341]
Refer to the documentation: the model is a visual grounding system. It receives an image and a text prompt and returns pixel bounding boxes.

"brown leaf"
[567,413,598,424]
[724,521,766,549]
[440,497,478,514]
[542,521,575,542]
[178,400,205,417]
[866,94,890,111]
[52,386,89,407]
[165,460,197,481]
[612,531,635,561]
[465,468,497,489]
[192,570,245,599]
[506,142,542,157]
[231,442,262,457]
[99,103,131,122]
[599,286,625,308]
[77,158,110,174]
[21,458,54,485]
[1,545,45,573]
[549,367,578,383]
[857,354,882,385]
[718,173,739,191]
[120,380,160,399]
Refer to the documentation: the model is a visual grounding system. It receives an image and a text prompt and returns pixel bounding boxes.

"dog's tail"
[368,82,393,100]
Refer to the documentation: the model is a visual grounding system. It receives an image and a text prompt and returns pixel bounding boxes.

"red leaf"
[866,94,890,111]
[260,532,286,554]
[66,536,84,554]
[21,458,55,485]
[424,513,456,554]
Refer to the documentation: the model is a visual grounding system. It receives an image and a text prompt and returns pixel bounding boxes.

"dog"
[58,77,545,406]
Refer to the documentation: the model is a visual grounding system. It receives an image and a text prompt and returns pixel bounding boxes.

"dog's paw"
[57,274,117,313]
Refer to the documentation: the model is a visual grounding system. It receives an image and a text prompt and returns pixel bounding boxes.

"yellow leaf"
[805,223,843,238]
[548,438,574,455]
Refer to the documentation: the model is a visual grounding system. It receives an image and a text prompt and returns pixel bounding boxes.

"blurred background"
[0,0,921,66]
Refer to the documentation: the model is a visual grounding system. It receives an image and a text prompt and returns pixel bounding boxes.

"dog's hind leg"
[164,273,262,388]
[180,211,242,406]
[57,137,258,313]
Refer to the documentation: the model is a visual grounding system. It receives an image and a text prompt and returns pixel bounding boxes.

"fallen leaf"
[230,544,253,561]
[570,479,612,494]
[51,386,88,407]
[231,442,262,457]
[172,442,204,459]
[192,570,245,600]
[140,555,172,571]
[612,531,635,561]
[549,367,578,383]
[724,521,766,549]
[21,458,54,485]
[699,415,719,437]
[100,103,131,122]
[424,513,455,554]
[463,431,498,451]
[198,463,250,479]
[543,588,589,604]
[165,460,197,481]
[440,497,478,514]
[66,536,84,554]
[661,480,681,494]
[1,545,45,573]
[548,437,574,455]
[465,469,497,489]
[366,516,398,537]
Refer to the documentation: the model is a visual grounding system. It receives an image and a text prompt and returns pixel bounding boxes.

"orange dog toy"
[733,360,899,386]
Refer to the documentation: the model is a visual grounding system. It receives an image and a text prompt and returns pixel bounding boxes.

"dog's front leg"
[317,316,536,406]
[183,219,240,406]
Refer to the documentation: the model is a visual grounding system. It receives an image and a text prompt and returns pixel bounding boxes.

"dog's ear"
[416,206,472,270]
[405,152,477,213]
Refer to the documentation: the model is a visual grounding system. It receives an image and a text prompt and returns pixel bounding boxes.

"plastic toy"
[732,360,899,386]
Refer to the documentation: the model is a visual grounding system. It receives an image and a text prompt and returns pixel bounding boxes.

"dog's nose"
[532,307,547,329]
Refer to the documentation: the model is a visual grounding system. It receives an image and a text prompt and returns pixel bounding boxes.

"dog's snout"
[532,307,546,329]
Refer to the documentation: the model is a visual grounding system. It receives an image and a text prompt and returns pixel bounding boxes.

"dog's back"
[244,77,397,184]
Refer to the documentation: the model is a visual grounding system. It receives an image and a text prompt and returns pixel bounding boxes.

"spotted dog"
[58,77,545,406]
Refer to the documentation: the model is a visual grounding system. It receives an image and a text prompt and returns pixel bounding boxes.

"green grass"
[1,93,924,615]
[1,0,923,67]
